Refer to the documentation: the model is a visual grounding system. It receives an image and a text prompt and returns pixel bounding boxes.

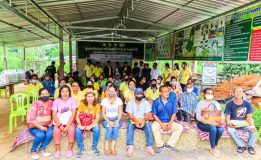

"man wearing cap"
[125,88,155,157]
[152,85,183,153]
[45,61,56,82]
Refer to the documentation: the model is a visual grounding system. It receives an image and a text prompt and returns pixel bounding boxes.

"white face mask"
[157,80,161,84]
[187,88,193,93]
[205,94,214,100]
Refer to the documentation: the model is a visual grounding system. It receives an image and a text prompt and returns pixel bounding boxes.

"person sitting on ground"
[52,85,77,158]
[119,75,129,102]
[196,88,224,157]
[151,85,183,153]
[101,81,113,100]
[145,79,159,105]
[183,78,200,97]
[225,87,257,155]
[180,83,198,123]
[25,74,44,97]
[170,76,182,100]
[126,88,155,157]
[70,81,84,105]
[27,88,53,160]
[136,76,149,91]
[157,76,164,88]
[42,74,55,97]
[123,80,136,104]
[54,79,67,99]
[101,84,123,156]
[75,91,101,157]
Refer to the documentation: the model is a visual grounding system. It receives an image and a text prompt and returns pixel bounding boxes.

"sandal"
[104,149,111,156]
[111,149,117,156]
[237,147,245,153]
[248,147,256,155]
[209,149,220,157]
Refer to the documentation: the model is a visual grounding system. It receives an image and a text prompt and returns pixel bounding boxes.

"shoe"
[54,151,61,159]
[111,149,117,156]
[209,149,220,158]
[248,147,256,155]
[66,150,73,158]
[146,147,155,156]
[31,154,40,160]
[93,148,101,156]
[237,147,245,153]
[104,149,111,156]
[155,146,164,153]
[165,145,178,152]
[76,149,85,158]
[40,151,51,157]
[127,146,134,157]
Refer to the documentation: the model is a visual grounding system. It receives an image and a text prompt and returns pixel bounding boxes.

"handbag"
[79,112,93,126]
[201,103,223,126]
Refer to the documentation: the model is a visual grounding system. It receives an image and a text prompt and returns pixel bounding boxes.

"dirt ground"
[1,84,261,160]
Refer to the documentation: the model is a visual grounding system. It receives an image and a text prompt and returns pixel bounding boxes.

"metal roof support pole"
[69,35,73,73]
[23,47,26,70]
[3,44,7,70]
[59,27,64,80]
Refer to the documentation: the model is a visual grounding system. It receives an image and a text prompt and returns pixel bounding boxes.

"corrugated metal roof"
[0,0,259,47]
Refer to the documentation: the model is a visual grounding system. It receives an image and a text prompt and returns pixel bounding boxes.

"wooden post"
[69,35,73,73]
[59,27,64,80]
[3,44,7,70]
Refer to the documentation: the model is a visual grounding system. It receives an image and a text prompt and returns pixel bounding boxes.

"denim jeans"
[75,125,100,150]
[102,117,123,141]
[227,126,257,148]
[126,120,154,147]
[181,110,190,122]
[29,126,54,153]
[197,122,224,148]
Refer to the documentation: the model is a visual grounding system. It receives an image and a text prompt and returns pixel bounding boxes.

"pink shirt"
[27,100,53,129]
[52,97,77,113]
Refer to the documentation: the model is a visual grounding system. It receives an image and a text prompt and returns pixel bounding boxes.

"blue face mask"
[32,80,38,83]
[171,81,177,85]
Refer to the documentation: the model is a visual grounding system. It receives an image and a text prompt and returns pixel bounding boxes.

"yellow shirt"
[123,89,135,104]
[171,69,180,79]
[71,90,84,105]
[164,68,172,82]
[93,67,102,78]
[82,88,98,98]
[25,82,43,96]
[145,87,159,104]
[179,68,192,84]
[119,82,129,94]
[84,64,94,78]
[78,102,100,119]
[101,91,108,100]
[93,82,100,91]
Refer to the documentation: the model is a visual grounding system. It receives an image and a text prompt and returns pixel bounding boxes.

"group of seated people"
[24,61,257,160]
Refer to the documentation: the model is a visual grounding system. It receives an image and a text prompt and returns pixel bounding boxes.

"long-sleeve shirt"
[180,92,198,114]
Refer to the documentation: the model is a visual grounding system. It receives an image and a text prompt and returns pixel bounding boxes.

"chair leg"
[14,116,17,128]
[9,115,13,133]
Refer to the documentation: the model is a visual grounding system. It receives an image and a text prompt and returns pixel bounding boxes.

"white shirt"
[101,97,123,118]
[126,99,151,119]
[150,68,161,80]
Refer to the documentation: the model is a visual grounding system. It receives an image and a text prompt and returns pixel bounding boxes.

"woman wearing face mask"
[123,80,136,104]
[54,79,67,99]
[90,76,100,91]
[145,79,159,105]
[170,76,182,100]
[25,74,44,97]
[52,85,77,158]
[27,88,53,160]
[196,88,224,157]
[42,74,56,97]
[83,80,99,98]
[71,81,84,105]
[101,82,113,100]
[156,76,164,88]
[101,84,123,156]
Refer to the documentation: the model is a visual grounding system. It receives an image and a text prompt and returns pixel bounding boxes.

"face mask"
[91,79,95,82]
[205,94,214,100]
[39,96,50,102]
[108,92,115,98]
[171,81,177,85]
[32,80,38,83]
[45,77,50,81]
[129,85,135,90]
[151,84,157,88]
[135,96,143,101]
[187,88,193,93]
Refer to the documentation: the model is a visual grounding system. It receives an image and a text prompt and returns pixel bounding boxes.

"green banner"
[156,34,171,60]
[224,4,261,61]
[175,18,224,61]
[145,43,154,61]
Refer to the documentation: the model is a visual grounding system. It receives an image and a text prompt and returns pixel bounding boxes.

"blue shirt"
[224,100,253,120]
[42,81,56,97]
[169,92,178,102]
[184,86,200,96]
[152,96,178,123]
[180,92,198,114]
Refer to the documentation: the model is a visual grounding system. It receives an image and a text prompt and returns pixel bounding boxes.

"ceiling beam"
[61,16,119,25]
[67,26,166,32]
[129,17,172,29]
[76,39,154,43]
[148,0,217,17]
